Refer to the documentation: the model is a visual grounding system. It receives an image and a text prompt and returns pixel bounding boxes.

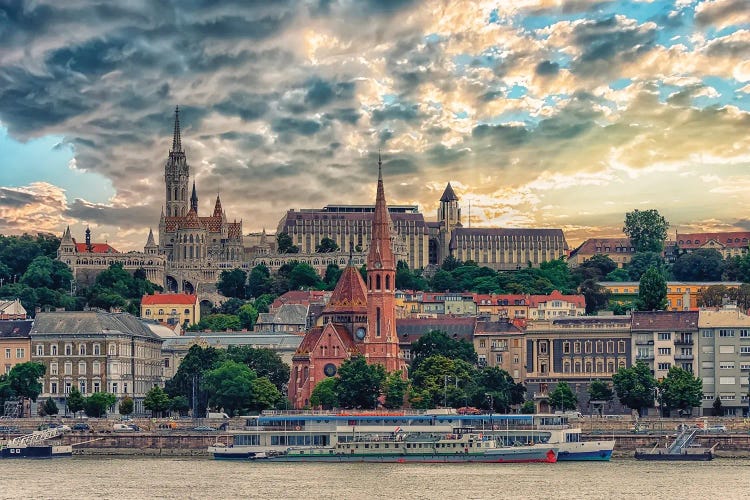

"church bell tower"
[164,106,190,217]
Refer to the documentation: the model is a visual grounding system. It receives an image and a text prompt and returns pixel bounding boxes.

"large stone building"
[288,157,406,408]
[567,237,635,269]
[31,311,165,414]
[631,311,698,380]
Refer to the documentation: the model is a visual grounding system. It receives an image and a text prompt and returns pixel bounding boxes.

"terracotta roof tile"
[141,293,197,305]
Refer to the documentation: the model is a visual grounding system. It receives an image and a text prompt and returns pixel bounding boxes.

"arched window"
[376,274,381,290]
[385,275,390,290]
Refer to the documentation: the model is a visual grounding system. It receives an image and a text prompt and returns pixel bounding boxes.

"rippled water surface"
[2,457,749,499]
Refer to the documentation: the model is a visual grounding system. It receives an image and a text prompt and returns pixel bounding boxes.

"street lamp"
[485,393,494,413]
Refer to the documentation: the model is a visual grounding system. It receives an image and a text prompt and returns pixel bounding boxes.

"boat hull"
[556,441,615,461]
[634,450,713,461]
[266,451,556,463]
[1,444,71,459]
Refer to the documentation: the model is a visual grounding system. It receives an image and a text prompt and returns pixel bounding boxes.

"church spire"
[213,193,223,218]
[190,180,198,213]
[171,105,182,153]
[368,151,394,270]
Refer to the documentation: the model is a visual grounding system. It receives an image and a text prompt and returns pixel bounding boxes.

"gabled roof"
[569,237,634,257]
[31,311,163,341]
[528,290,586,308]
[260,304,308,325]
[295,323,361,357]
[474,320,522,335]
[631,311,699,331]
[676,232,750,250]
[141,293,197,306]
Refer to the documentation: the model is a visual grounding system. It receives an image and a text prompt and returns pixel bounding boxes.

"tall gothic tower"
[365,154,405,373]
[164,106,190,217]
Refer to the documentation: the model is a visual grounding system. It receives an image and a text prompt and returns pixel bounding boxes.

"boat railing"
[6,427,63,448]
[668,427,699,454]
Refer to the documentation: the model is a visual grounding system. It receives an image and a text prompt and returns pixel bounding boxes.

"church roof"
[440,182,459,202]
[294,323,361,357]
[182,208,202,229]
[73,240,119,253]
[324,265,368,314]
[145,228,156,247]
[367,154,396,270]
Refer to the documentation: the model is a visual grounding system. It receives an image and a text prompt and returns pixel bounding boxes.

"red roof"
[73,242,119,253]
[272,290,328,309]
[295,323,361,356]
[528,290,586,308]
[141,293,197,305]
[676,232,750,250]
[324,265,367,313]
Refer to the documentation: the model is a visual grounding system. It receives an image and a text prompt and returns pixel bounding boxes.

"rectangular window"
[479,339,486,348]
[618,341,626,353]
[720,393,736,401]
[93,382,100,393]
[657,363,671,370]
[720,362,735,370]
[64,382,71,394]
[50,363,58,375]
[719,377,736,385]
[574,342,581,354]
[64,362,72,375]
[607,341,614,354]
[79,345,86,356]
[658,347,672,355]
[496,354,503,364]
[562,342,570,354]
[658,333,671,341]
[740,330,750,338]
[702,330,714,338]
[36,345,44,356]
[51,382,58,394]
[704,377,715,385]
[4,348,9,359]
[15,348,24,359]
[720,345,736,354]
[702,361,714,369]
[720,329,735,337]
[584,341,592,354]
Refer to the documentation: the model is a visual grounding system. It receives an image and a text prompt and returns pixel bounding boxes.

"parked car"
[38,423,71,432]
[72,423,91,431]
[113,423,138,432]
[192,425,216,431]
[705,425,727,433]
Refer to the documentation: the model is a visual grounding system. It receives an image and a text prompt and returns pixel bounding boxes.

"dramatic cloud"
[0,0,749,251]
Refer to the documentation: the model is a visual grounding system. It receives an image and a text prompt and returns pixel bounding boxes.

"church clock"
[355,327,366,340]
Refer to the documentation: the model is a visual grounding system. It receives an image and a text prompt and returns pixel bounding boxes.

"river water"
[2,457,749,499]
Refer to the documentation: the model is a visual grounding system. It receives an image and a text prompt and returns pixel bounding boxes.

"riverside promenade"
[3,416,750,457]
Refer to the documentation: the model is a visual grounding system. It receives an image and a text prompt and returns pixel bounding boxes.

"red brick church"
[288,156,407,408]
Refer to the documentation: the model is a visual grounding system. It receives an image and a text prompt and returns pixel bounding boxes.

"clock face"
[323,363,337,377]
[355,327,366,340]
[374,262,382,269]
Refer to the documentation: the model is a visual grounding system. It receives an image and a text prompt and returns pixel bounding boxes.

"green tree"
[246,264,273,298]
[170,395,190,416]
[164,345,226,418]
[237,303,259,330]
[627,251,669,281]
[658,366,702,416]
[410,330,477,372]
[604,268,630,282]
[316,237,340,253]
[382,371,409,409]
[277,232,299,254]
[190,313,241,332]
[7,361,46,401]
[712,396,723,416]
[119,396,134,416]
[248,377,283,412]
[612,361,656,416]
[218,297,245,315]
[520,400,535,414]
[410,355,475,408]
[21,256,73,290]
[143,385,172,417]
[588,379,614,416]
[441,256,461,272]
[623,209,669,253]
[84,392,116,418]
[288,262,323,290]
[698,285,730,308]
[336,355,386,409]
[672,249,724,282]
[310,377,339,409]
[636,266,668,311]
[226,346,290,392]
[323,264,343,290]
[66,387,85,416]
[202,360,257,416]
[253,293,276,314]
[430,269,458,292]
[42,397,59,416]
[474,366,526,412]
[549,382,577,412]
[579,279,610,315]
[395,261,428,291]
[217,268,247,299]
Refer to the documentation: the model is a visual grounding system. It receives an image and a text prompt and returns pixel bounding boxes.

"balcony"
[674,339,694,346]
[635,340,654,346]
[533,392,549,400]
[636,354,654,361]
[490,346,508,352]
[675,354,694,361]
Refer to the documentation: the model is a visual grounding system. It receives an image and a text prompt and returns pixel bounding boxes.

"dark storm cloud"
[65,199,156,228]
[535,60,560,76]
[0,187,36,208]
[214,92,272,121]
[189,13,293,40]
[472,124,530,146]
[371,103,423,124]
[323,108,362,124]
[479,90,504,101]
[271,117,324,136]
[695,0,748,28]
[426,145,470,166]
[570,16,657,76]
[304,79,356,109]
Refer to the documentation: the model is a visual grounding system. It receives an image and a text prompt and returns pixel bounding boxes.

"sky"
[0,0,749,252]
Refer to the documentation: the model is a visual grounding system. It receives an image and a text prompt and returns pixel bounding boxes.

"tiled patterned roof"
[676,232,750,249]
[141,293,197,305]
[631,311,699,331]
[295,323,361,356]
[570,237,634,257]
[528,290,586,308]
[324,265,368,313]
[73,241,119,253]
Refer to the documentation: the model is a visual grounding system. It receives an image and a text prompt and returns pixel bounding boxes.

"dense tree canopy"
[623,209,669,253]
[549,381,577,412]
[658,367,702,415]
[276,232,299,254]
[316,237,340,253]
[672,249,725,281]
[84,392,116,418]
[336,356,386,409]
[636,266,668,311]
[143,386,171,417]
[612,362,656,416]
[410,330,478,372]
[217,269,248,299]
